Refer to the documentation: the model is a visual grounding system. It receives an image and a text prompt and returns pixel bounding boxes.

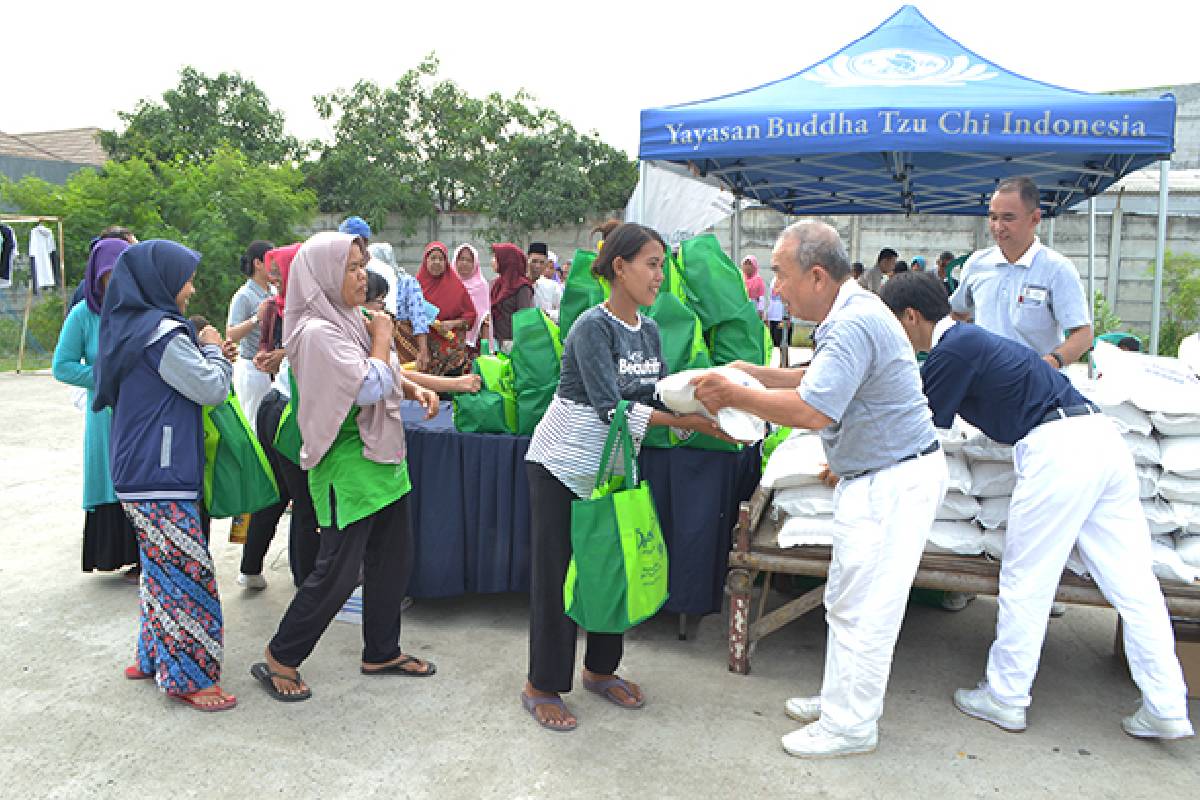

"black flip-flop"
[360,654,437,677]
[250,661,312,702]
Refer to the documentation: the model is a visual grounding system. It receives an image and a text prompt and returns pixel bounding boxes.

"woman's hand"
[671,413,739,444]
[365,309,394,342]
[406,383,439,419]
[415,343,431,373]
[454,374,482,394]
[197,325,222,347]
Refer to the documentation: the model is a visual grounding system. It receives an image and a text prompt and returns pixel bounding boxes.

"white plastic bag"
[778,515,837,548]
[975,497,1010,530]
[1158,474,1200,504]
[1158,436,1200,478]
[937,491,981,522]
[969,460,1017,498]
[1123,432,1161,467]
[924,520,985,555]
[772,484,836,518]
[655,366,766,443]
[760,431,826,489]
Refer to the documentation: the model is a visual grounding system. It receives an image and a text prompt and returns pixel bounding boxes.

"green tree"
[308,54,636,236]
[1157,250,1200,356]
[0,148,315,328]
[100,66,303,165]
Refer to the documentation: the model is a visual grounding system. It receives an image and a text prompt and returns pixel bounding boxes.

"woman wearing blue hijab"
[53,238,140,576]
[96,240,237,712]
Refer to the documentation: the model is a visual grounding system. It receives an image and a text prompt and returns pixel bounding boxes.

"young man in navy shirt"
[880,272,1192,741]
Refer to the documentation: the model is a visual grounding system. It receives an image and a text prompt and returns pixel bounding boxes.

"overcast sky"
[4,0,1199,157]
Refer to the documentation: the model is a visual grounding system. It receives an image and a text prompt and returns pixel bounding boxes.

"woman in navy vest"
[95,240,236,712]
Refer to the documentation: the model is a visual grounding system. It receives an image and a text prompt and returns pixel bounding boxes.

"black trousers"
[240,390,321,586]
[268,494,414,668]
[526,463,622,693]
[768,320,787,348]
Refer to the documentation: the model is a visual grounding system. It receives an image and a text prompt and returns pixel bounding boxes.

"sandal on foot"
[521,691,578,732]
[250,661,312,702]
[170,686,237,712]
[582,675,645,709]
[360,654,436,677]
[124,665,153,681]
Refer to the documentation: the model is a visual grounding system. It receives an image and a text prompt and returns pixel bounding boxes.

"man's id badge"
[1018,285,1048,306]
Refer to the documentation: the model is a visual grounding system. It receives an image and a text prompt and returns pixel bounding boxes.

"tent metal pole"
[1047,216,1056,250]
[637,160,648,223]
[732,194,742,265]
[1150,159,1169,355]
[1087,197,1096,378]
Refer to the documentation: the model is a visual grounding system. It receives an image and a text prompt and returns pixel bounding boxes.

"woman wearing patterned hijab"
[253,231,440,703]
[52,238,140,577]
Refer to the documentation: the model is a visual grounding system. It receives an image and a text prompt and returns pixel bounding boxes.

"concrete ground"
[1,372,1196,800]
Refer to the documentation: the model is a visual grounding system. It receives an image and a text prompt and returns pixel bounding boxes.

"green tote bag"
[559,249,607,336]
[564,401,670,633]
[453,346,518,434]
[203,394,280,519]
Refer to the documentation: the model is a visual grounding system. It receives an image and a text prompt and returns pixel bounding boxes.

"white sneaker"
[953,684,1026,732]
[784,696,821,723]
[238,572,268,590]
[781,721,877,759]
[1121,704,1195,740]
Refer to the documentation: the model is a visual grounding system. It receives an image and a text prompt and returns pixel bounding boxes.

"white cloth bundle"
[778,515,837,548]
[924,520,985,555]
[975,497,1010,530]
[655,367,766,442]
[772,484,836,518]
[937,491,981,522]
[1158,436,1200,478]
[760,430,826,489]
[969,460,1017,498]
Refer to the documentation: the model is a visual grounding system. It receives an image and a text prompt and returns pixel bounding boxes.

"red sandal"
[124,665,153,681]
[170,686,237,712]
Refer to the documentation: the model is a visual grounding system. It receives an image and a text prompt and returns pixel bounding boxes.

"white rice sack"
[1175,531,1200,569]
[946,454,973,495]
[1136,465,1162,500]
[1158,436,1200,478]
[1173,502,1200,535]
[1151,534,1200,584]
[956,419,1013,462]
[1158,474,1200,504]
[1123,432,1161,467]
[1178,333,1199,377]
[761,431,826,489]
[1150,412,1200,438]
[925,520,985,555]
[778,515,837,548]
[937,491,981,521]
[937,418,970,455]
[1142,497,1183,535]
[975,497,1010,530]
[655,366,766,442]
[1091,342,1200,415]
[970,460,1017,498]
[772,485,836,518]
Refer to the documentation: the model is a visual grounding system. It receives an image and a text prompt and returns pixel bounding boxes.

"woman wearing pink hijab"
[452,243,492,349]
[742,255,767,321]
[252,231,440,703]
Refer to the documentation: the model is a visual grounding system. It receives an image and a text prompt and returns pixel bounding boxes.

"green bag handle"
[592,399,637,495]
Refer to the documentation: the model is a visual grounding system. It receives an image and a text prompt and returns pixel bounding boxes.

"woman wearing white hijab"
[252,231,439,702]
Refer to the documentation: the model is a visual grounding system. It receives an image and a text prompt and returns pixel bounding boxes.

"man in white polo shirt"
[951,176,1093,371]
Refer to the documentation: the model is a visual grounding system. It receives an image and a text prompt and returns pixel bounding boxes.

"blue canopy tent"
[638,5,1177,352]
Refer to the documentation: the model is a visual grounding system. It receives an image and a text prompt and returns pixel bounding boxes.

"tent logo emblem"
[806,49,997,87]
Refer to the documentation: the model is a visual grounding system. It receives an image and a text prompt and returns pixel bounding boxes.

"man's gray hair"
[994,176,1040,211]
[777,220,852,281]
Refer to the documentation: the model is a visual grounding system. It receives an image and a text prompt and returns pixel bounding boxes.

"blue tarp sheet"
[639,5,1176,216]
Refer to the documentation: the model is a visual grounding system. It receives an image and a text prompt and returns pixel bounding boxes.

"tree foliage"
[309,54,636,237]
[1157,250,1200,356]
[100,66,303,165]
[0,149,315,326]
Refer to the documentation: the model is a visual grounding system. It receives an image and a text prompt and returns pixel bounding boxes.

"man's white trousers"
[820,450,947,737]
[986,414,1188,719]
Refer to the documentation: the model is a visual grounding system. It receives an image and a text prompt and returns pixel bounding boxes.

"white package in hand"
[655,366,766,442]
[761,430,827,489]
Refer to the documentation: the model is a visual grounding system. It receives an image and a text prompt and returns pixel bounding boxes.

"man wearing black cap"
[529,242,562,323]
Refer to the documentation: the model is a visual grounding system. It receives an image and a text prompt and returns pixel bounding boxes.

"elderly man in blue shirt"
[694,221,947,759]
[881,271,1192,741]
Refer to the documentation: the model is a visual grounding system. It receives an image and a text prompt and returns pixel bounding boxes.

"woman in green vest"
[252,231,440,702]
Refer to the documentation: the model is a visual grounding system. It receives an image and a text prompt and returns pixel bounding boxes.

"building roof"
[0,128,107,167]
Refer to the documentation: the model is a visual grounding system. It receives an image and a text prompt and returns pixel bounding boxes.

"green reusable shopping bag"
[564,401,669,633]
[677,234,749,330]
[559,250,607,336]
[517,382,559,436]
[761,425,793,471]
[203,394,280,519]
[641,292,710,449]
[708,300,772,367]
[511,308,564,392]
[453,349,518,434]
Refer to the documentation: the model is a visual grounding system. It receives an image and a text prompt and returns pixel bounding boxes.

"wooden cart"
[726,486,1200,674]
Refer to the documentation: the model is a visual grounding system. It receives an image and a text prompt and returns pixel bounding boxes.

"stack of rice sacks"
[761,341,1200,585]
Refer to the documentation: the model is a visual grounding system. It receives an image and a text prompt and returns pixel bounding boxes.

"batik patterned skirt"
[121,499,223,695]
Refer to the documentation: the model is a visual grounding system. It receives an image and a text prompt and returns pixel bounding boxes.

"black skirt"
[81,502,140,572]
